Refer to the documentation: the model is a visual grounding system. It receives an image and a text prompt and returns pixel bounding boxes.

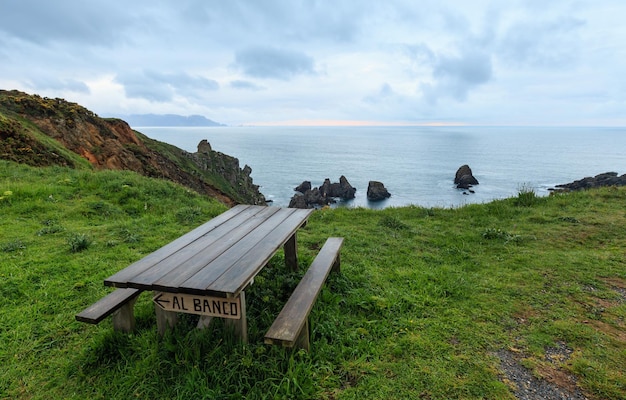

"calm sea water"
[137,126,625,209]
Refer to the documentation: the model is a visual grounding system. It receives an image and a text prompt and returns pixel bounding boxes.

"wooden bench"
[75,288,142,333]
[264,237,344,351]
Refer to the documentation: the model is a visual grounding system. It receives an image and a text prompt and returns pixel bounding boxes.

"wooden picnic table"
[103,204,314,341]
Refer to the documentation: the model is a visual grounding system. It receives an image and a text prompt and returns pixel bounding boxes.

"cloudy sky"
[1,0,624,126]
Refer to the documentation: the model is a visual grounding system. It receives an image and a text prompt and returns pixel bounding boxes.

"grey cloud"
[422,50,493,103]
[27,78,90,94]
[434,51,492,86]
[403,43,436,72]
[120,79,173,103]
[363,83,395,104]
[188,1,361,44]
[165,72,219,93]
[498,17,585,68]
[0,0,133,46]
[404,40,493,104]
[116,70,219,102]
[230,80,264,91]
[234,46,315,80]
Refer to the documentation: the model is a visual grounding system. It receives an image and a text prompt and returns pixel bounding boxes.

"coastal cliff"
[0,90,265,206]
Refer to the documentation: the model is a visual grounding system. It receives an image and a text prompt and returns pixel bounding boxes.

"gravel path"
[496,343,588,400]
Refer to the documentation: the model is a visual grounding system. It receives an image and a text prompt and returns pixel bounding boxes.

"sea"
[137,126,625,209]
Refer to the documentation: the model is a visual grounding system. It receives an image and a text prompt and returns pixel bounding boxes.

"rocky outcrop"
[197,139,212,154]
[367,181,391,201]
[187,140,266,205]
[455,164,479,189]
[553,172,626,191]
[289,176,356,208]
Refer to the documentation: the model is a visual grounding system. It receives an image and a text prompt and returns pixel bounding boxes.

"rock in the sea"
[294,181,312,193]
[319,178,333,198]
[336,175,357,199]
[289,176,357,208]
[455,164,479,189]
[288,193,309,209]
[553,172,626,191]
[367,181,391,201]
[304,187,325,205]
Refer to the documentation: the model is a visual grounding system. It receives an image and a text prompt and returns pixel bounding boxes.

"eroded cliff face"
[190,140,264,206]
[0,90,266,206]
[0,111,79,167]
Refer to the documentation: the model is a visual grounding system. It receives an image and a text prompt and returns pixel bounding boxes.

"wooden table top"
[104,205,313,298]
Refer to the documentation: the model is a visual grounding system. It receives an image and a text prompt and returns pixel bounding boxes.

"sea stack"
[455,165,479,189]
[367,181,391,201]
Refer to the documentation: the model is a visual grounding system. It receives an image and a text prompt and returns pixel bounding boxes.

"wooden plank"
[75,288,142,324]
[178,207,303,294]
[264,237,343,348]
[150,206,279,291]
[207,209,314,296]
[104,205,252,287]
[128,206,277,289]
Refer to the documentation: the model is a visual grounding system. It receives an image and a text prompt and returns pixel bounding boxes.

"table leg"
[284,233,298,271]
[225,291,248,343]
[197,315,213,329]
[154,292,179,336]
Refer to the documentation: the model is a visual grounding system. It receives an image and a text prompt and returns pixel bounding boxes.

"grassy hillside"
[1,160,624,399]
[0,108,92,169]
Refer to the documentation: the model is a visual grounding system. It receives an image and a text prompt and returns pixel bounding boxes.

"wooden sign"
[153,292,241,319]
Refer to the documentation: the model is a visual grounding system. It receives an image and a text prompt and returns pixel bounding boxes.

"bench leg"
[332,252,341,273]
[225,292,248,343]
[112,296,138,333]
[284,233,298,271]
[294,319,310,351]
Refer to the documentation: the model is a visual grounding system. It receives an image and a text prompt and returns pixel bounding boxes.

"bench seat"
[75,288,142,332]
[264,237,344,351]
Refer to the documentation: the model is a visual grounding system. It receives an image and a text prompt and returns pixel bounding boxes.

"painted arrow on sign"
[153,292,241,319]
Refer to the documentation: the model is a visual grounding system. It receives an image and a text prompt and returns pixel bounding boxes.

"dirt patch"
[602,277,626,301]
[584,319,626,342]
[579,277,626,343]
[602,277,626,289]
[512,305,538,326]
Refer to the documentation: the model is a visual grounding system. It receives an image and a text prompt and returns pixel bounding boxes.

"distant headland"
[116,113,225,127]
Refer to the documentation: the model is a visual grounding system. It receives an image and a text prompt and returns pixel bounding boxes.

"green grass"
[1,159,625,399]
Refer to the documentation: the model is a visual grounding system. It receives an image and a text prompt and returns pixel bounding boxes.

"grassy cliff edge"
[1,160,624,399]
